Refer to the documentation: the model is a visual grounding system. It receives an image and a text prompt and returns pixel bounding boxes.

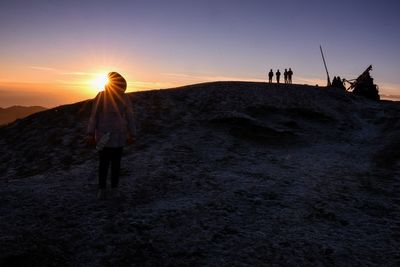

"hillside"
[0,105,47,125]
[0,82,399,266]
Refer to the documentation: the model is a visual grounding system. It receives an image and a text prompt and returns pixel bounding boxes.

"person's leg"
[110,147,123,188]
[98,148,111,189]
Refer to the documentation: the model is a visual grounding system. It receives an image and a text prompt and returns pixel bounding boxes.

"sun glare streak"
[91,73,109,92]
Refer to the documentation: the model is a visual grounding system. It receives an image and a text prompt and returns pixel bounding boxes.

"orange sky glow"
[1,1,399,108]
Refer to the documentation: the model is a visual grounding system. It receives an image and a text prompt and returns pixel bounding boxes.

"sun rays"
[90,73,109,92]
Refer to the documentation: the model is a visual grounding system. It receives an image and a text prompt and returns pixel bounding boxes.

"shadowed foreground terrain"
[0,82,399,266]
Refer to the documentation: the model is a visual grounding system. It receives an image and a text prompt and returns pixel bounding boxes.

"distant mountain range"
[0,105,47,125]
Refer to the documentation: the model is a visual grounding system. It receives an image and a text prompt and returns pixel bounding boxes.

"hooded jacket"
[87,72,136,147]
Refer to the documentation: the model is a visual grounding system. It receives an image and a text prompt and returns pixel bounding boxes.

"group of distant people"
[331,76,346,90]
[268,68,293,84]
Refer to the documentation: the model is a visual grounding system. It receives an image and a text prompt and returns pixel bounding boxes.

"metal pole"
[320,45,331,86]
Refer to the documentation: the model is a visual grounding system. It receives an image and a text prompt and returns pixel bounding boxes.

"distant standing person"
[288,68,293,84]
[87,72,136,200]
[284,69,288,84]
[268,69,274,83]
[276,69,281,84]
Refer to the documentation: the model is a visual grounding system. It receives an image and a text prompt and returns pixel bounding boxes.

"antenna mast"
[320,45,331,87]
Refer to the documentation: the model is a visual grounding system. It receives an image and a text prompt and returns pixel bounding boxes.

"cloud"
[29,66,97,77]
[61,72,95,76]
[124,80,174,91]
[29,66,57,72]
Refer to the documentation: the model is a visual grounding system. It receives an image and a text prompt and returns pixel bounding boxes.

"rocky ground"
[0,82,399,266]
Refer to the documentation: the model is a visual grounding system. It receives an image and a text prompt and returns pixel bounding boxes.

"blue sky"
[0,0,399,106]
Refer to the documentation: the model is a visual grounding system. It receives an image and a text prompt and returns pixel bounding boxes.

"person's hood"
[106,72,127,93]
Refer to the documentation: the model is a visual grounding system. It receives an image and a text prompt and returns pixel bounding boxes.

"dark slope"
[0,82,399,266]
[0,82,370,178]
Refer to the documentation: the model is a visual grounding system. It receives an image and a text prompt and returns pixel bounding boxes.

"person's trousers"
[98,147,123,189]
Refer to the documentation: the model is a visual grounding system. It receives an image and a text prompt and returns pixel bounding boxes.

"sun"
[91,73,109,92]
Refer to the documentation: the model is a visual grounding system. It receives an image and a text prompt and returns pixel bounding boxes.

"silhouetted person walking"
[284,69,288,84]
[276,69,281,84]
[337,76,345,90]
[332,76,345,90]
[332,76,338,87]
[288,68,293,84]
[268,69,274,83]
[87,72,136,200]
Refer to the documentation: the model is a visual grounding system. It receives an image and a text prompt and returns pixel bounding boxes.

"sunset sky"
[0,0,399,107]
